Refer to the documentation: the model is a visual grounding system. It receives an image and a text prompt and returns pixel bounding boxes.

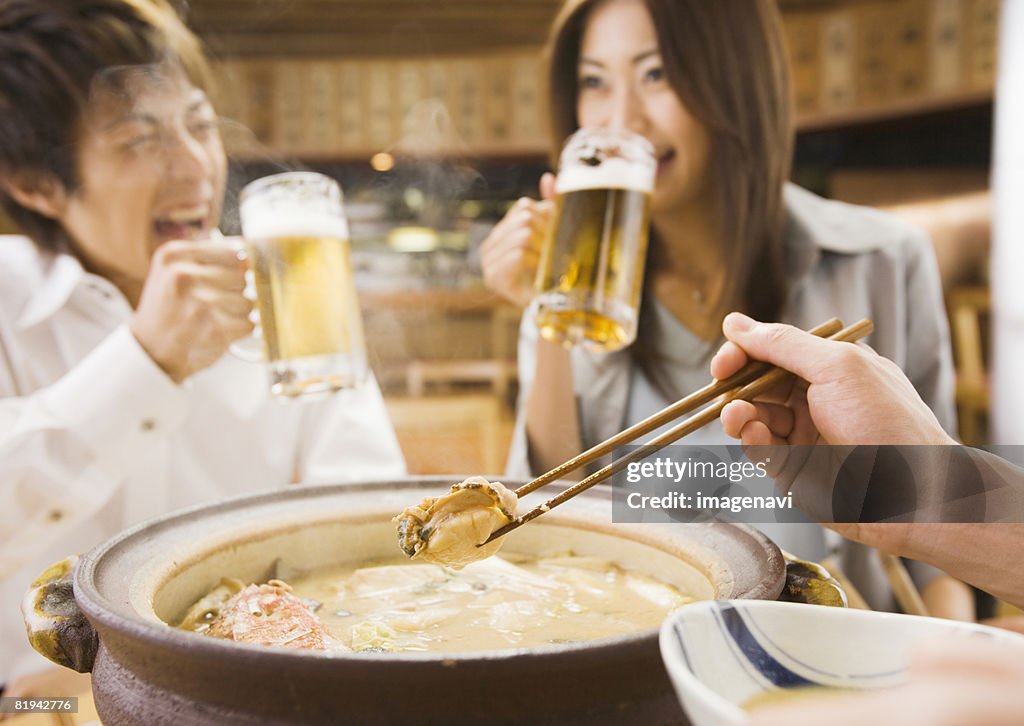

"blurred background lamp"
[370,152,395,172]
[388,225,439,252]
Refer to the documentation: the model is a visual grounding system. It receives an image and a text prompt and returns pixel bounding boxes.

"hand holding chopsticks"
[482,317,874,545]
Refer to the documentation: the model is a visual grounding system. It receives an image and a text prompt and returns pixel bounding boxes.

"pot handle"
[21,555,98,673]
[777,551,847,608]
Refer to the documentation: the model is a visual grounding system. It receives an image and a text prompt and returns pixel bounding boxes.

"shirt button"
[87,282,112,300]
[141,419,157,432]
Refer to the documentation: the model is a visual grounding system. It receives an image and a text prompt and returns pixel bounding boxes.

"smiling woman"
[0,0,405,693]
[481,0,962,617]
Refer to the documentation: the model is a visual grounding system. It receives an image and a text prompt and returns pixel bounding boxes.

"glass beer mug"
[239,171,367,397]
[533,127,656,352]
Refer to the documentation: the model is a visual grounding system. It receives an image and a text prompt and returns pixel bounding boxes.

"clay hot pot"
[27,478,787,725]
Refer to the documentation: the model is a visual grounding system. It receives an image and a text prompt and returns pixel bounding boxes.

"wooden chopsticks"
[510,317,843,499]
[879,552,931,617]
[482,318,874,545]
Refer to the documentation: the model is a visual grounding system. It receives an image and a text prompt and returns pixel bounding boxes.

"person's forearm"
[835,522,1024,609]
[823,446,1024,608]
[524,338,582,477]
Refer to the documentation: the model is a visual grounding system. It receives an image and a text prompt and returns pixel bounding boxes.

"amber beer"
[534,128,656,352]
[240,172,367,397]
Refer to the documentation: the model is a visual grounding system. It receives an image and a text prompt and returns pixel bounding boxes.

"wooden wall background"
[184,0,1000,160]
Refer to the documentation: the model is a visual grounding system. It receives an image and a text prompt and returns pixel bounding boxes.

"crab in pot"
[180,578,339,650]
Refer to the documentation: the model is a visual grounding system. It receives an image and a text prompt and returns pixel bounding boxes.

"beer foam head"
[555,127,656,194]
[240,202,349,241]
[555,158,655,194]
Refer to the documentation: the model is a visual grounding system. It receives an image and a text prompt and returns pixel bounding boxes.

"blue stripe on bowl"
[717,603,816,688]
[740,606,905,682]
[672,623,695,673]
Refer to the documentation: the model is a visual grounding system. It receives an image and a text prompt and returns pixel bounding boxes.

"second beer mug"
[534,127,656,352]
[239,171,367,397]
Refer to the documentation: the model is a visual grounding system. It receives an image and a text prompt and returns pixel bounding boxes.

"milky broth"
[290,553,694,652]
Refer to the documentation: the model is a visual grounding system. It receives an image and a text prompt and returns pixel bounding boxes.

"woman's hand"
[480,173,556,307]
[129,238,253,383]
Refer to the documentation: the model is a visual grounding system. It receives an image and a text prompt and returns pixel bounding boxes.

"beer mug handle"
[230,263,264,362]
[208,233,264,363]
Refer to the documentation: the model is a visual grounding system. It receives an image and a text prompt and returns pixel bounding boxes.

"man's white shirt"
[0,235,406,680]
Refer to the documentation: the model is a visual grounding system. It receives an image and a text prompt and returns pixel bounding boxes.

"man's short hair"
[0,0,212,251]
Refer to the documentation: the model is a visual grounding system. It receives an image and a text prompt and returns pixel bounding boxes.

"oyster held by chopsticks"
[393,476,518,569]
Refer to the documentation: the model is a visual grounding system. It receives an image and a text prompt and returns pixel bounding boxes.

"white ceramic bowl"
[659,600,1024,726]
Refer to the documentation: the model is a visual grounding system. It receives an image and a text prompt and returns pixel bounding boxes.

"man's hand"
[130,239,253,383]
[711,313,954,447]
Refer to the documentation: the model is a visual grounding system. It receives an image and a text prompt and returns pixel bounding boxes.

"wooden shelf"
[385,393,513,476]
[205,0,998,162]
[361,288,511,313]
[192,0,562,58]
[796,89,992,133]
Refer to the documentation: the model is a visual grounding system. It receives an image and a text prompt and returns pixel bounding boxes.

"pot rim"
[73,476,785,665]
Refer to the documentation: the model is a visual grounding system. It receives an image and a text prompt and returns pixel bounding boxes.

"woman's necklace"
[692,284,708,313]
[675,263,718,315]
[652,268,724,341]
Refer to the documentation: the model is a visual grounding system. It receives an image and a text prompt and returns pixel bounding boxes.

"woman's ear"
[2,173,68,220]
